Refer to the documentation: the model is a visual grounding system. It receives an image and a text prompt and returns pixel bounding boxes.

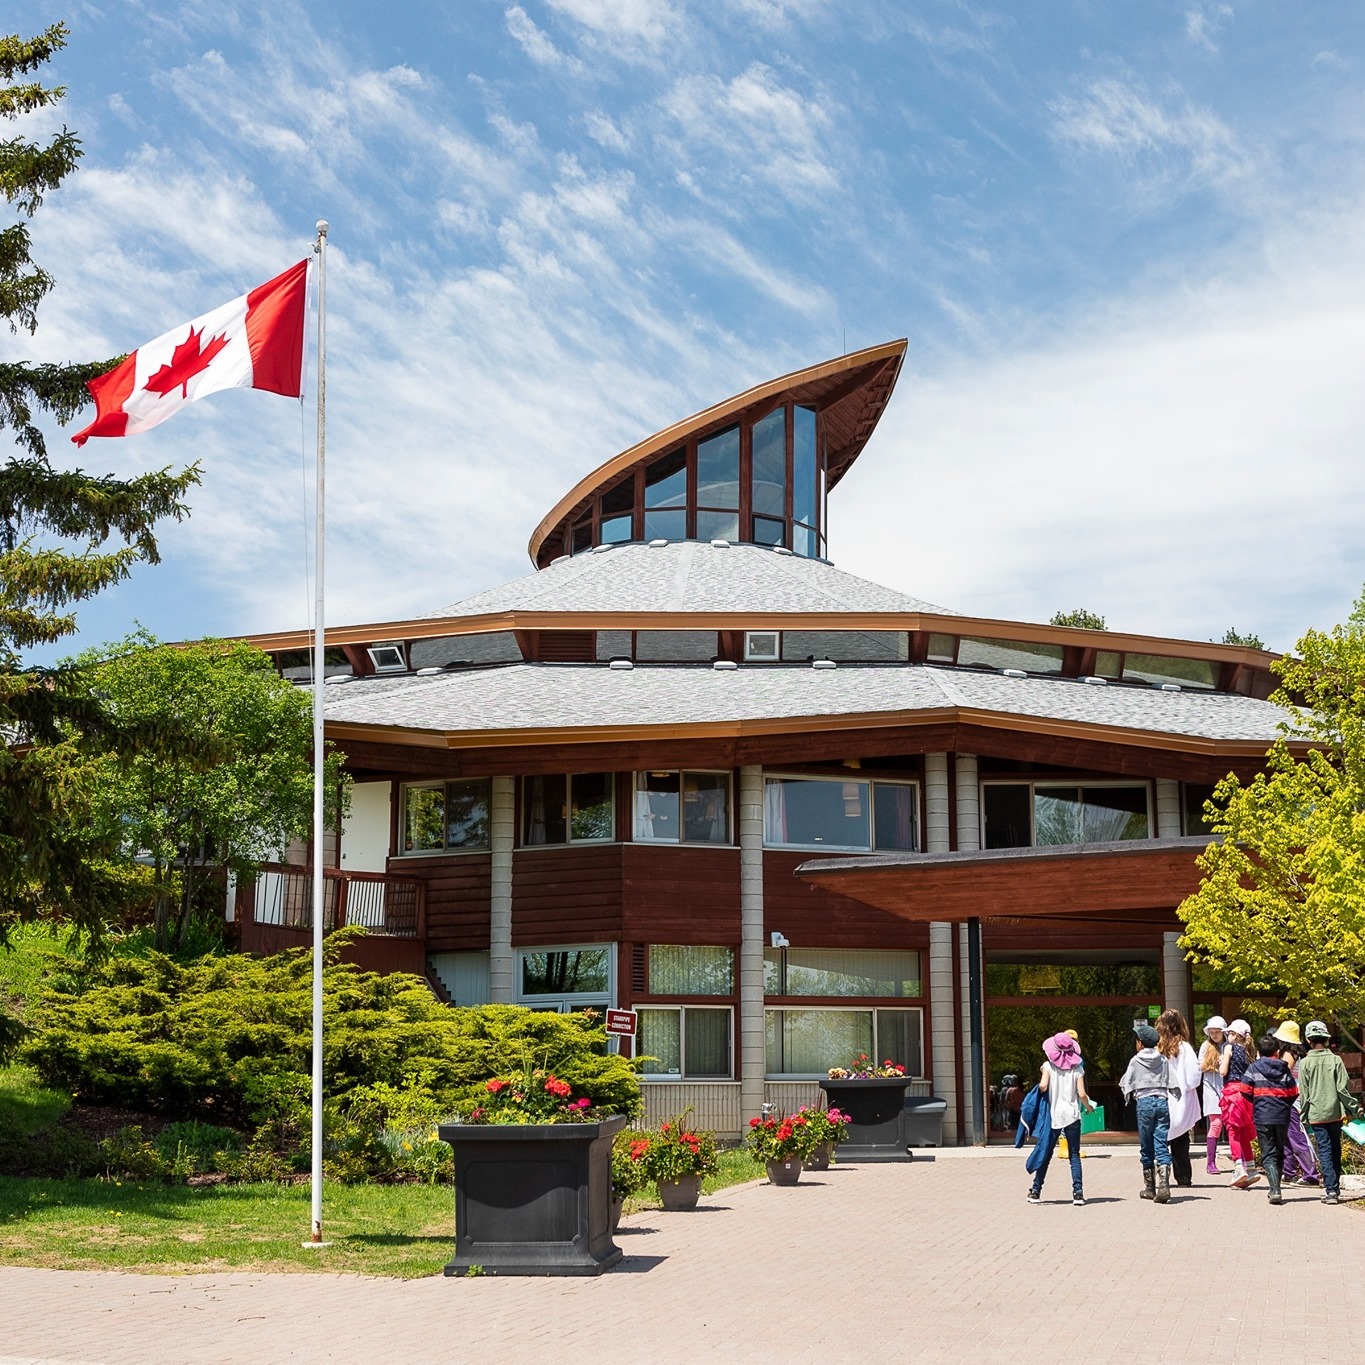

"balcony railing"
[249,863,425,938]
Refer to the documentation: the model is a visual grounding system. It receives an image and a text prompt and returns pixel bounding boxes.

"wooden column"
[489,775,515,1003]
[739,765,766,1124]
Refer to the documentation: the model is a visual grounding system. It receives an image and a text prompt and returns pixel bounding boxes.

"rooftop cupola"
[528,340,906,568]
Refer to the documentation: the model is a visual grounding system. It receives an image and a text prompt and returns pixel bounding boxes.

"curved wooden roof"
[527,339,907,564]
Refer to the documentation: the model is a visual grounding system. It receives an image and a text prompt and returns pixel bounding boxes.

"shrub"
[611,1129,653,1200]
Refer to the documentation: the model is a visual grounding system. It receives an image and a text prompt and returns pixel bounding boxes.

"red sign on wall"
[605,1009,638,1037]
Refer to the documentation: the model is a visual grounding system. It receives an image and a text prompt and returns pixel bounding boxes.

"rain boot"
[1140,1166,1156,1200]
[1266,1158,1283,1206]
[1154,1165,1171,1204]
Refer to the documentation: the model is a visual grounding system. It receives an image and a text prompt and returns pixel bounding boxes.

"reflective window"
[753,515,785,546]
[793,523,816,559]
[601,478,635,516]
[649,945,735,995]
[764,948,920,997]
[520,947,610,996]
[645,450,687,508]
[958,637,1065,673]
[635,771,731,844]
[982,782,1150,847]
[792,405,817,527]
[1095,650,1123,679]
[873,782,917,851]
[696,425,740,510]
[1122,653,1218,690]
[926,633,958,663]
[764,777,918,853]
[640,1006,732,1079]
[643,509,686,541]
[697,510,740,542]
[751,408,787,516]
[1181,782,1219,837]
[764,1008,923,1077]
[571,521,592,555]
[522,773,615,845]
[402,780,490,853]
[600,514,632,543]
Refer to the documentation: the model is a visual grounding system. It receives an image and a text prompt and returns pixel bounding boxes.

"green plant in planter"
[611,1129,654,1200]
[745,1111,812,1164]
[638,1115,718,1183]
[459,1062,602,1124]
[799,1105,850,1154]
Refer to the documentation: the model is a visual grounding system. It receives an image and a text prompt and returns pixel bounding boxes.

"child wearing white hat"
[1220,1019,1260,1189]
[1199,1016,1227,1175]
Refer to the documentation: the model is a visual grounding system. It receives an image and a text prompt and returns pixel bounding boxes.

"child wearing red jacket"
[1243,1033,1299,1206]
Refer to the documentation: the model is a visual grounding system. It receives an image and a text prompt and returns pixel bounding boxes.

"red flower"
[661,1123,673,1135]
[777,1121,794,1141]
[544,1076,573,1098]
[749,1117,762,1128]
[485,1079,506,1094]
[630,1139,651,1160]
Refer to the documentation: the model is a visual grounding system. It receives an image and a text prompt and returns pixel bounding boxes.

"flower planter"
[438,1114,625,1277]
[804,1141,833,1171]
[766,1158,804,1186]
[657,1174,703,1210]
[819,1078,914,1162]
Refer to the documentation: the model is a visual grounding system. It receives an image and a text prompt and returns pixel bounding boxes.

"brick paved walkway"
[3,1150,1362,1364]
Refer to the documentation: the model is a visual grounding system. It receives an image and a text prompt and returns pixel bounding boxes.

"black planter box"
[819,1077,914,1162]
[438,1114,626,1277]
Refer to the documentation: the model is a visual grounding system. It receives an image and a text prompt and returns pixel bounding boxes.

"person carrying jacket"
[1243,1033,1299,1206]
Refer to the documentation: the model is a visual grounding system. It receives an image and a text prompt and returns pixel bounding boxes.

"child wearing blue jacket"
[1243,1033,1299,1206]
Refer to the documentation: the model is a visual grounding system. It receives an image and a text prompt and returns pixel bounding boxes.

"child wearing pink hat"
[1027,1031,1096,1206]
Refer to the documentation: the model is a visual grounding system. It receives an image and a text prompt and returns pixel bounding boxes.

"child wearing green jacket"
[1298,1021,1361,1205]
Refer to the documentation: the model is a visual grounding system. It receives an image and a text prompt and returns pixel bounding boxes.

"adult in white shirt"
[1157,1009,1202,1188]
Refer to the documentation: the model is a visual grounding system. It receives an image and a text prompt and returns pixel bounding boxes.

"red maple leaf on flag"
[143,326,231,399]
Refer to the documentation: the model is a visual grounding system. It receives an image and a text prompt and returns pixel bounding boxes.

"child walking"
[1121,1023,1179,1204]
[1298,1020,1361,1205]
[1220,1019,1260,1189]
[1027,1032,1095,1205]
[1273,1021,1319,1186]
[1198,1016,1226,1174]
[1243,1033,1298,1205]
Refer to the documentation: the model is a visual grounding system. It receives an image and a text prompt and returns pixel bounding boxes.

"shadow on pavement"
[611,1255,666,1274]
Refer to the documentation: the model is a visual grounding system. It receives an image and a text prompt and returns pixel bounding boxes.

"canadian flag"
[71,259,309,446]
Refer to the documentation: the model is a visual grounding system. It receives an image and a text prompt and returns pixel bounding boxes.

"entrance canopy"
[795,836,1212,923]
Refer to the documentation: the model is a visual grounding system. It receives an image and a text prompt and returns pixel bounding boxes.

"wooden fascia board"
[526,339,909,561]
[325,703,1301,761]
[239,608,1281,668]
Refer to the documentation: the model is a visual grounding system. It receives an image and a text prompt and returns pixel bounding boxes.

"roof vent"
[812,659,837,670]
[551,554,571,565]
[1001,668,1027,679]
[710,539,731,549]
[323,674,351,685]
[771,546,794,556]
[1081,675,1108,686]
[591,543,613,554]
[712,660,738,671]
[608,658,634,671]
[648,539,668,548]
[1158,682,1182,692]
[416,667,443,676]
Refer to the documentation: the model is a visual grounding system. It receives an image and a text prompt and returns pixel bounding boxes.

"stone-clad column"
[954,755,980,851]
[488,775,515,1003]
[924,753,950,853]
[1156,780,1192,1020]
[1155,779,1181,839]
[739,766,766,1123]
[924,753,956,1136]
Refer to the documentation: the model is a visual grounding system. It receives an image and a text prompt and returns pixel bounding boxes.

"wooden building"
[234,340,1298,1141]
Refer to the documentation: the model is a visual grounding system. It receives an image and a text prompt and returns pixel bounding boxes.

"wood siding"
[403,853,492,952]
[764,850,928,950]
[622,844,741,940]
[239,922,425,976]
[511,844,624,944]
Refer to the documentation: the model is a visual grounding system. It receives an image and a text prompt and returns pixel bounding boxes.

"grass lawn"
[0,1178,455,1278]
[0,1065,72,1137]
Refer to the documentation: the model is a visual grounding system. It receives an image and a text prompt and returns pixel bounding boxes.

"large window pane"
[766,1008,871,1076]
[767,948,921,997]
[635,771,680,841]
[683,772,730,843]
[644,450,686,507]
[873,783,918,851]
[570,772,614,841]
[1122,653,1218,690]
[1182,782,1219,837]
[876,1009,923,1076]
[639,1009,682,1076]
[601,478,635,516]
[404,786,445,852]
[792,405,817,527]
[643,509,686,541]
[523,774,567,845]
[685,1008,732,1076]
[696,425,740,509]
[1079,786,1148,841]
[696,510,740,542]
[521,948,610,995]
[983,784,1031,848]
[751,408,786,516]
[792,523,816,559]
[752,515,785,546]
[650,944,734,995]
[446,779,489,849]
[600,514,633,544]
[1034,787,1084,845]
[957,637,1064,673]
[764,777,870,851]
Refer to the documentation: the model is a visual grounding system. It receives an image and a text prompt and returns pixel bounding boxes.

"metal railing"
[250,863,424,938]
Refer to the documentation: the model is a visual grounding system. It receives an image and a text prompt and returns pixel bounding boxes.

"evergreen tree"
[1220,627,1266,650]
[1050,608,1106,630]
[0,24,200,943]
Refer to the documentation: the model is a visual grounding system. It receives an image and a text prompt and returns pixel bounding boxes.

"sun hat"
[1133,1024,1159,1047]
[1227,1018,1251,1037]
[1305,1020,1331,1041]
[1064,1029,1080,1042]
[1204,1015,1228,1033]
[1273,1021,1302,1046]
[1043,1032,1082,1070]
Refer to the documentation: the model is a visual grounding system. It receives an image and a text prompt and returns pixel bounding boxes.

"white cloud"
[505,5,582,72]
[1185,5,1234,54]
[544,0,679,48]
[583,110,630,152]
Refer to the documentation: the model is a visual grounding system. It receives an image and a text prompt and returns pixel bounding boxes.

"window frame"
[761,773,920,854]
[633,769,734,846]
[979,778,1154,849]
[762,1004,926,1080]
[637,1004,735,1081]
[514,942,615,1011]
[398,778,492,856]
[519,772,617,848]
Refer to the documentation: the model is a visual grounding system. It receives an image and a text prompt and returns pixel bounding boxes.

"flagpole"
[308,218,329,1247]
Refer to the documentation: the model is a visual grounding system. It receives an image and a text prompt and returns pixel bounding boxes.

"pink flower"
[573,1096,592,1109]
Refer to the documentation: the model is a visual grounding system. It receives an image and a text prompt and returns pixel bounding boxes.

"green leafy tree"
[80,632,349,951]
[1,24,199,943]
[1221,627,1266,650]
[1050,608,1106,630]
[1179,588,1365,1046]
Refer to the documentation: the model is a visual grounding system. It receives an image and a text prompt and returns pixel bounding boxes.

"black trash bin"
[903,1095,947,1148]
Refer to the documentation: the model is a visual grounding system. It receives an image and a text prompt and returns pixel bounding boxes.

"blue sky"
[15,0,1365,657]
